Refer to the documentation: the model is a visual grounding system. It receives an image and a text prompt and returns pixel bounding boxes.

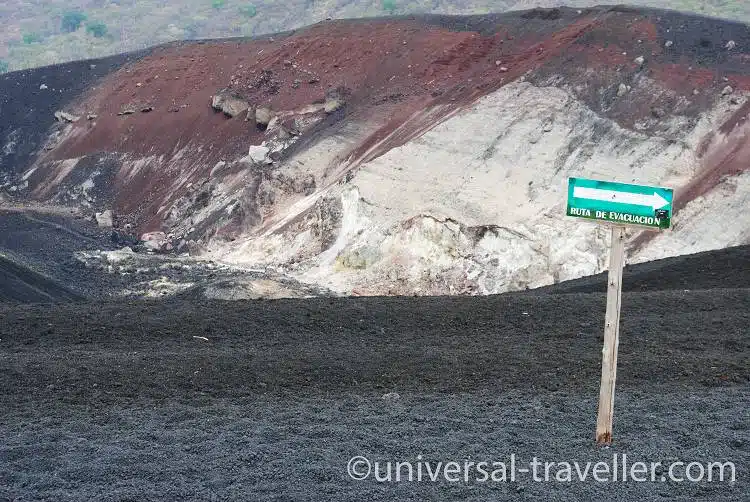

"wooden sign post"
[595,225,626,444]
[566,177,674,444]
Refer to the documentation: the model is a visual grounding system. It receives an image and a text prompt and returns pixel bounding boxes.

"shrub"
[382,0,396,13]
[212,0,226,9]
[184,21,205,39]
[86,22,108,38]
[239,4,257,17]
[22,33,43,44]
[0,60,8,73]
[61,10,87,32]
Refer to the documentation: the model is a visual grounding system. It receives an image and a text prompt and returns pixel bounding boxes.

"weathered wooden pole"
[596,225,626,445]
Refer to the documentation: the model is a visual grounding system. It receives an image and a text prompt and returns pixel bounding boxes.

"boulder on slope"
[211,91,249,117]
[54,111,80,123]
[95,210,114,228]
[140,232,171,252]
[245,144,272,165]
[255,107,274,128]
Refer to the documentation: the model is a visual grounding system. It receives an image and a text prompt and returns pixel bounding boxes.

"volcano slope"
[1,6,750,299]
[0,246,748,501]
[0,255,81,303]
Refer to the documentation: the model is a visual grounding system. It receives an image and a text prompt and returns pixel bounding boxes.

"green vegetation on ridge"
[0,0,747,73]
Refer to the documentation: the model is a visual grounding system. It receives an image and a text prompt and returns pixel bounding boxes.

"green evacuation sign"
[567,178,674,230]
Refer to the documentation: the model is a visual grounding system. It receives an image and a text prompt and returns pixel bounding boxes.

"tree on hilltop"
[62,10,87,33]
[86,22,108,38]
[383,0,397,14]
[239,4,258,17]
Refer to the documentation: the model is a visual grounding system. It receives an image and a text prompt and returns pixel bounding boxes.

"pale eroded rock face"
[213,82,750,295]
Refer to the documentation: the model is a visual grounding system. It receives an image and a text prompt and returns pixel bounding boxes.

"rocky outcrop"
[211,91,249,117]
[54,111,80,123]
[324,98,343,114]
[255,107,274,128]
[141,232,171,252]
[246,144,272,165]
[215,79,750,295]
[95,210,114,228]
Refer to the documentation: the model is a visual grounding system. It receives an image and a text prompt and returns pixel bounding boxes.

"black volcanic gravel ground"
[0,210,119,301]
[1,282,748,500]
[539,245,750,294]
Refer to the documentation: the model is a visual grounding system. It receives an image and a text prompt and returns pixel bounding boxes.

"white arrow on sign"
[573,186,669,210]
